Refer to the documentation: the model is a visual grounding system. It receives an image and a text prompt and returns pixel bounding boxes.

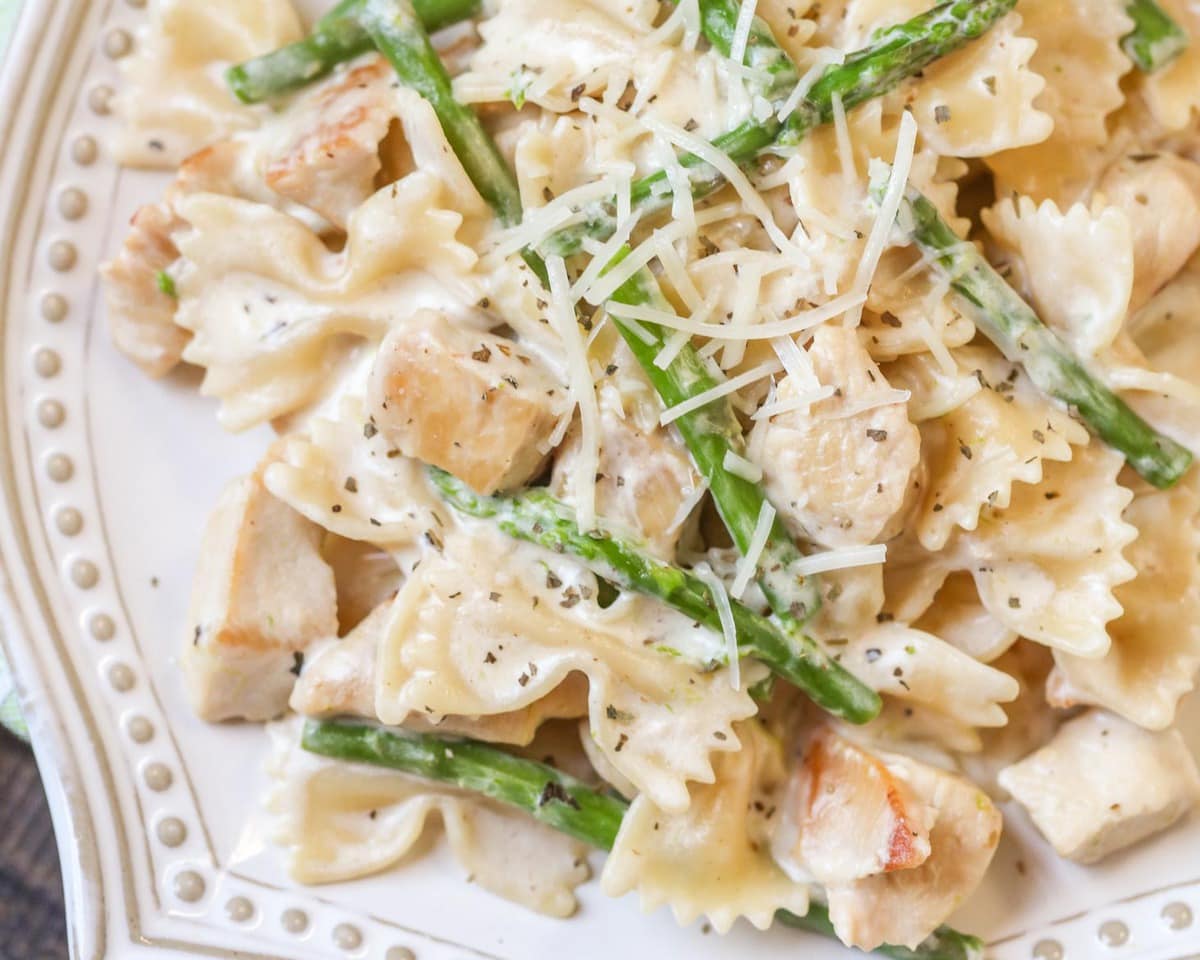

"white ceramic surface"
[3,1,1200,958]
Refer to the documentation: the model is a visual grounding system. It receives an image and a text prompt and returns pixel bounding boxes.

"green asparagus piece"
[303,718,628,847]
[684,0,798,95]
[779,908,986,960]
[895,184,1193,489]
[226,0,481,104]
[1123,0,1189,73]
[356,0,523,225]
[537,0,1018,258]
[429,468,881,724]
[303,719,981,960]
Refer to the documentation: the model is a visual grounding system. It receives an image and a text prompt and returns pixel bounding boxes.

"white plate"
[3,2,1200,958]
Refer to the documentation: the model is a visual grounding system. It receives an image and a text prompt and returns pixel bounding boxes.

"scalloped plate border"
[2,2,1200,959]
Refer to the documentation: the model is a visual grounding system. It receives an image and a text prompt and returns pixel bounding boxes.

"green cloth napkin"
[0,0,27,742]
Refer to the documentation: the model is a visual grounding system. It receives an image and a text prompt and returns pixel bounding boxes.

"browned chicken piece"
[750,326,921,549]
[291,600,588,744]
[263,55,412,229]
[782,728,934,885]
[1100,153,1200,311]
[320,534,404,636]
[368,310,565,495]
[825,750,1002,951]
[551,404,702,558]
[182,462,338,722]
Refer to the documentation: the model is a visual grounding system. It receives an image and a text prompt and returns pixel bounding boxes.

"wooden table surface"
[0,730,68,959]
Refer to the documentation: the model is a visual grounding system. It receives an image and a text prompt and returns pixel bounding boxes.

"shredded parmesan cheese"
[731,499,775,600]
[722,450,764,484]
[659,358,784,426]
[694,561,740,690]
[792,543,888,578]
[606,290,863,340]
[777,48,844,123]
[546,255,600,532]
[830,91,856,188]
[730,0,759,66]
[645,117,795,254]
[751,384,837,420]
[654,329,694,370]
[849,110,918,325]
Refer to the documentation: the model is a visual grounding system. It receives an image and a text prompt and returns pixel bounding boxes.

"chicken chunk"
[749,326,921,549]
[998,710,1200,864]
[551,403,701,558]
[182,464,338,722]
[291,599,588,744]
[263,57,407,229]
[1100,154,1200,311]
[776,729,934,885]
[825,752,1002,951]
[369,310,564,494]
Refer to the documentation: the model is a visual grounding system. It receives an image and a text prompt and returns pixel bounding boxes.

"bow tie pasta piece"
[982,196,1134,358]
[791,100,970,241]
[1098,154,1200,312]
[882,351,983,423]
[183,459,338,722]
[173,173,478,430]
[265,396,449,548]
[113,0,303,167]
[954,442,1138,659]
[748,325,921,550]
[1138,0,1200,131]
[820,0,1050,156]
[100,136,295,379]
[266,719,591,916]
[914,346,1089,552]
[375,530,755,814]
[454,0,656,111]
[998,710,1200,864]
[822,750,1001,951]
[551,400,702,560]
[834,622,1019,730]
[265,57,490,228]
[367,311,566,495]
[962,641,1060,796]
[1048,475,1200,730]
[292,600,589,742]
[1121,252,1200,451]
[602,721,810,933]
[984,0,1133,203]
[912,572,1019,664]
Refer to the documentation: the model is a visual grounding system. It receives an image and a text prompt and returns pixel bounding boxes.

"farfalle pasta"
[101,0,1200,954]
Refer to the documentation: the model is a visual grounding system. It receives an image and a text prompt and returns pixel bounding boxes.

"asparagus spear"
[1123,0,1189,73]
[684,0,798,95]
[894,183,1193,489]
[537,0,1018,258]
[430,467,881,724]
[302,719,981,960]
[359,0,522,225]
[226,0,481,104]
